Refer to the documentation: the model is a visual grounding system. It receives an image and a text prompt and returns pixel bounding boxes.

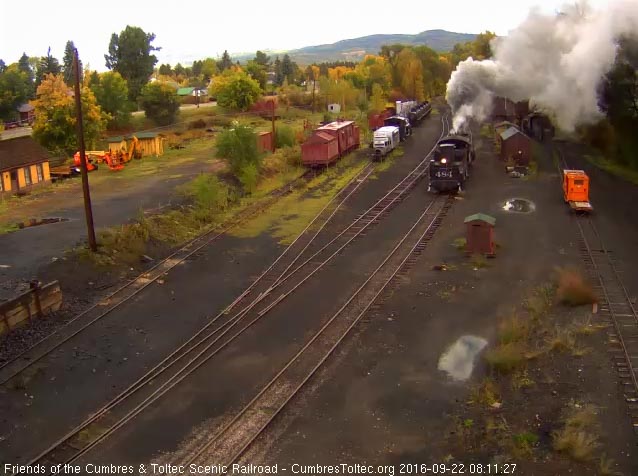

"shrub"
[216,124,261,175]
[238,163,260,194]
[139,82,180,126]
[556,267,597,306]
[275,124,296,148]
[553,405,600,461]
[484,342,526,373]
[180,174,230,211]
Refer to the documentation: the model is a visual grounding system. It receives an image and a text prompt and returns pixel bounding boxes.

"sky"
[1,0,609,71]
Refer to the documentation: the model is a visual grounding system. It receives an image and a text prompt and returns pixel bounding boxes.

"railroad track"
[184,195,454,466]
[0,160,371,386]
[556,145,638,434]
[22,113,450,471]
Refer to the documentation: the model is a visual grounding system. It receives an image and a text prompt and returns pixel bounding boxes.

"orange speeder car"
[563,169,593,212]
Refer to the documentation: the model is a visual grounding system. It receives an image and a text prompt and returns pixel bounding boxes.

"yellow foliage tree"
[32,73,108,155]
[397,49,425,101]
[369,83,387,113]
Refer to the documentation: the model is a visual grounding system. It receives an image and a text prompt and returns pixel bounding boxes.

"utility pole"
[73,49,97,252]
[271,99,276,153]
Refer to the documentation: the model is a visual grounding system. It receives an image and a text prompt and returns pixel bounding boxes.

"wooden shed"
[499,127,532,165]
[0,136,51,196]
[106,136,128,155]
[301,132,339,166]
[17,104,35,125]
[464,213,496,256]
[257,131,273,154]
[128,132,164,157]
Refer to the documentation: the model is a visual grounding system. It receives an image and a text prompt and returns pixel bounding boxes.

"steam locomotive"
[428,133,475,193]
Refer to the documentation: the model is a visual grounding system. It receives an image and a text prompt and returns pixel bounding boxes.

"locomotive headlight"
[441,158,447,164]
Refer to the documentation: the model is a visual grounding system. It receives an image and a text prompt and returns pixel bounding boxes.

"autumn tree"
[200,58,217,81]
[396,48,425,101]
[210,70,262,111]
[35,47,61,87]
[105,26,160,102]
[90,71,131,127]
[0,64,32,120]
[139,81,180,126]
[32,74,107,154]
[369,84,386,113]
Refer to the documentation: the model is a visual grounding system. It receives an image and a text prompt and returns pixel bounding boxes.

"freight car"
[384,116,411,141]
[372,126,400,160]
[301,120,360,167]
[408,101,432,125]
[428,134,475,193]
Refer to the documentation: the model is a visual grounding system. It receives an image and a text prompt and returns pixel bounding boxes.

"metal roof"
[375,126,399,134]
[464,213,496,226]
[128,132,161,139]
[317,121,354,131]
[0,136,50,171]
[176,87,195,96]
[500,126,521,141]
[106,136,126,143]
[306,132,336,143]
[16,103,34,113]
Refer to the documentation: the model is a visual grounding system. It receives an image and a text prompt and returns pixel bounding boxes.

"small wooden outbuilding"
[128,132,164,157]
[17,104,35,124]
[464,213,496,256]
[257,131,273,154]
[499,127,532,166]
[106,136,128,155]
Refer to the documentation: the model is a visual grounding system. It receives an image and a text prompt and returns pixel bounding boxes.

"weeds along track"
[0,161,370,386]
[23,114,449,470]
[184,195,454,466]
[556,146,638,435]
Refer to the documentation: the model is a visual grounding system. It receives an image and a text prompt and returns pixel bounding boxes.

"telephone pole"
[73,49,97,252]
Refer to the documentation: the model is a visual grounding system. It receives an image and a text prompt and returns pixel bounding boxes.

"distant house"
[176,87,208,104]
[16,104,35,125]
[0,136,51,195]
[328,103,341,113]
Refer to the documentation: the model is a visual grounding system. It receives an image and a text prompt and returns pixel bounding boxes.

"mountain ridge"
[233,29,477,64]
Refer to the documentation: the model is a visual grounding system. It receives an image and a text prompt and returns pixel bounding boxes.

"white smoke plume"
[446,1,638,132]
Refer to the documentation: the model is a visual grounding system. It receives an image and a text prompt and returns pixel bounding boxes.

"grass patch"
[552,404,600,462]
[230,154,367,244]
[584,154,638,186]
[512,431,539,457]
[511,369,535,390]
[0,222,19,235]
[555,267,597,306]
[485,342,527,373]
[470,253,489,269]
[452,237,467,251]
[469,379,500,406]
[480,124,493,138]
[523,283,555,319]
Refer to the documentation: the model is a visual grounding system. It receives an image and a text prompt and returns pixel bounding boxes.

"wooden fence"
[0,281,62,335]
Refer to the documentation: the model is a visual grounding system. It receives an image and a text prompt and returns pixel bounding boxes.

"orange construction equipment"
[563,169,593,212]
[74,151,124,172]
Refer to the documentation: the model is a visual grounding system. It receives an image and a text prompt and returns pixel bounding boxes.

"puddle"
[438,335,488,381]
[502,198,536,214]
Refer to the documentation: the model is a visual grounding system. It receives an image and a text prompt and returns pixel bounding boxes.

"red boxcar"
[257,131,273,153]
[316,121,360,157]
[368,109,393,130]
[301,132,339,166]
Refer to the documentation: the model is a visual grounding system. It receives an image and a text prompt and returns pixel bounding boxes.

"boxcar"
[316,121,360,157]
[301,131,340,166]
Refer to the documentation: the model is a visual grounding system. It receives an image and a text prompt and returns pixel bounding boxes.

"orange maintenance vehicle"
[563,169,593,212]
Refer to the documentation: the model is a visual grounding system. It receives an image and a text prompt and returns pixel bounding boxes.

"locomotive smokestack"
[446,0,638,131]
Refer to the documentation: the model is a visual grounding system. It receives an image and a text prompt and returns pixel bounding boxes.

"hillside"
[233,30,477,64]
